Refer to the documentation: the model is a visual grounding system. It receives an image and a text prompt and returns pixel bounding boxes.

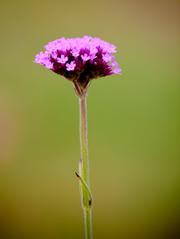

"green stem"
[79,95,93,239]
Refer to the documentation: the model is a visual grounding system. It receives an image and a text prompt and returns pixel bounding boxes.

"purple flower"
[66,61,76,71]
[35,36,121,96]
[57,55,68,64]
[81,53,91,62]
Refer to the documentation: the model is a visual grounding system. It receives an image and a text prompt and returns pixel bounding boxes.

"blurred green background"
[0,0,180,238]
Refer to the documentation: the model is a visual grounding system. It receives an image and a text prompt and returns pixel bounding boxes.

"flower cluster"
[35,36,121,96]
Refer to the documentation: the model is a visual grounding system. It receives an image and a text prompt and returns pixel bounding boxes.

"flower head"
[35,36,121,96]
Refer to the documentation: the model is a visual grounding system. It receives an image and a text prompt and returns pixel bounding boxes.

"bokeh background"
[0,0,180,238]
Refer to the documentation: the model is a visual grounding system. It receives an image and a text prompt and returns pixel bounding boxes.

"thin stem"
[79,96,93,239]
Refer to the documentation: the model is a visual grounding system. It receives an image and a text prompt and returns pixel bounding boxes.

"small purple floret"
[81,53,91,62]
[57,55,68,64]
[35,36,121,95]
[66,61,76,71]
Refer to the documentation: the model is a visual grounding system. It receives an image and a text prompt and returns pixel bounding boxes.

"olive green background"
[0,0,179,238]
